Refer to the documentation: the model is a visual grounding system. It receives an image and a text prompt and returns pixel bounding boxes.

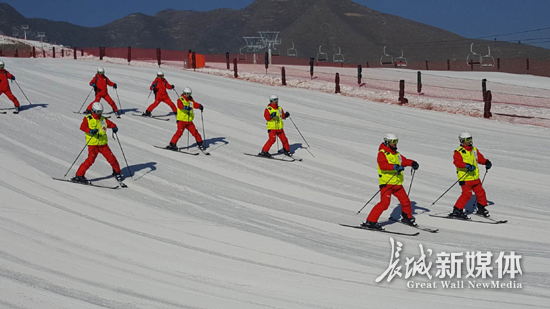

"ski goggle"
[462,137,472,143]
[388,139,398,145]
[270,98,278,103]
[92,109,103,115]
[98,72,104,75]
[183,92,191,96]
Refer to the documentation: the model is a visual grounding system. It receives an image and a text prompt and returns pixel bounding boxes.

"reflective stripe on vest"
[266,106,283,130]
[378,149,403,185]
[85,115,108,146]
[176,96,195,122]
[456,146,480,181]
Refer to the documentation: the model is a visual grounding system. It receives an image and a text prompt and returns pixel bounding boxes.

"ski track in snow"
[0,57,549,308]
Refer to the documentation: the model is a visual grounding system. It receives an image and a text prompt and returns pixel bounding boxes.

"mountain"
[1,0,549,63]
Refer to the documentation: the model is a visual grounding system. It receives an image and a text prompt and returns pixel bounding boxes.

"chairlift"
[287,42,297,57]
[480,46,495,67]
[316,45,328,62]
[333,47,344,63]
[270,44,280,56]
[395,50,407,67]
[466,43,482,66]
[380,46,393,65]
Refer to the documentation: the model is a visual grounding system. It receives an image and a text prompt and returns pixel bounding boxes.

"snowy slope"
[0,57,549,309]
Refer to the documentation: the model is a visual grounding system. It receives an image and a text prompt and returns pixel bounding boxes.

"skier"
[363,133,419,230]
[165,87,205,150]
[84,67,119,116]
[72,102,124,184]
[0,60,21,113]
[142,71,177,116]
[258,95,292,157]
[450,131,492,218]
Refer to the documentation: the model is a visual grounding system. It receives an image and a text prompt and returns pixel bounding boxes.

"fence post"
[156,48,161,67]
[15,49,19,57]
[192,51,196,71]
[264,52,269,73]
[497,58,500,70]
[425,60,429,70]
[482,79,487,101]
[73,47,77,59]
[417,71,422,94]
[309,58,314,80]
[81,49,84,57]
[335,73,341,94]
[281,66,286,86]
[357,64,362,85]
[61,49,64,57]
[226,52,230,70]
[447,59,450,70]
[399,80,408,104]
[32,46,36,58]
[52,47,55,58]
[526,58,529,71]
[233,58,238,78]
[43,49,46,58]
[0,50,2,57]
[127,46,131,64]
[366,61,369,68]
[99,47,103,60]
[484,90,492,118]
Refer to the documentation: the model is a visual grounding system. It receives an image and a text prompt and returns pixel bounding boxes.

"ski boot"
[449,206,469,219]
[13,106,20,114]
[283,149,293,157]
[476,204,490,217]
[142,110,152,117]
[197,141,205,150]
[71,175,89,184]
[360,221,383,230]
[401,212,418,227]
[258,151,271,158]
[166,143,178,151]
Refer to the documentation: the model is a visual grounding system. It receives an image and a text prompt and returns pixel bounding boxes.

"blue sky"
[4,0,550,48]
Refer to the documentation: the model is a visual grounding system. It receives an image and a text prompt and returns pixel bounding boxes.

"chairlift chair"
[395,50,407,67]
[270,44,280,56]
[287,42,297,57]
[316,45,328,62]
[333,47,344,63]
[466,43,482,66]
[480,46,495,67]
[380,46,394,65]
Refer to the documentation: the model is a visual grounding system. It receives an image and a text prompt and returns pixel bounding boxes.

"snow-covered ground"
[0,57,549,308]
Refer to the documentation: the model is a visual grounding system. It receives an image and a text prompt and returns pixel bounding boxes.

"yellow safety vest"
[85,115,108,146]
[266,106,284,130]
[177,96,195,122]
[456,146,480,181]
[378,149,403,185]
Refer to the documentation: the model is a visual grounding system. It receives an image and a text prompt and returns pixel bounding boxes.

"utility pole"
[21,25,29,40]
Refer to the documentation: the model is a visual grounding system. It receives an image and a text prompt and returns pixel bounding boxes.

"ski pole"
[472,169,489,211]
[144,90,152,106]
[115,88,122,111]
[430,172,469,207]
[113,132,134,179]
[356,172,399,215]
[288,116,310,148]
[77,88,94,113]
[14,80,32,105]
[201,110,206,145]
[63,132,98,177]
[407,169,416,196]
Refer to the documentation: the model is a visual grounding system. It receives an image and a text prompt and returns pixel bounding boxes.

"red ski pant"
[262,129,290,152]
[0,89,20,107]
[170,121,202,145]
[76,145,121,177]
[454,179,487,209]
[147,94,177,113]
[367,185,411,222]
[86,93,118,112]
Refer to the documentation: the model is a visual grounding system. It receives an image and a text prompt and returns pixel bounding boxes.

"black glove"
[113,84,118,89]
[171,84,175,88]
[411,161,419,170]
[270,112,277,119]
[465,164,476,172]
[11,76,15,81]
[485,160,492,170]
[199,105,204,111]
[89,129,99,135]
[112,127,118,133]
[393,164,404,172]
[285,111,290,118]
[91,83,96,87]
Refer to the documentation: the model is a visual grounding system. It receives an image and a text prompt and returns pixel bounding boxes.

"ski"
[117,180,128,188]
[339,224,420,236]
[244,153,296,162]
[275,149,303,161]
[0,111,6,114]
[154,145,199,155]
[131,113,170,121]
[198,148,211,155]
[52,177,120,189]
[388,217,439,233]
[429,213,507,224]
[13,110,19,114]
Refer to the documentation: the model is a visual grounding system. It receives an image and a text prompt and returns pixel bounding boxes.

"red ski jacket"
[453,144,488,168]
[89,74,115,95]
[0,69,15,92]
[263,102,287,121]
[150,77,173,96]
[377,143,414,170]
[80,112,117,134]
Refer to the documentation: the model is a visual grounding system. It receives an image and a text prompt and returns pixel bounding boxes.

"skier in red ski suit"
[85,67,119,116]
[165,87,205,150]
[0,61,21,112]
[258,95,292,157]
[143,71,177,116]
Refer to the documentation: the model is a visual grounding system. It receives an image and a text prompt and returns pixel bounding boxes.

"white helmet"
[92,102,104,115]
[157,71,164,77]
[459,131,473,145]
[384,132,399,145]
[182,87,192,96]
[97,67,105,74]
[0,60,4,69]
[269,94,278,102]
